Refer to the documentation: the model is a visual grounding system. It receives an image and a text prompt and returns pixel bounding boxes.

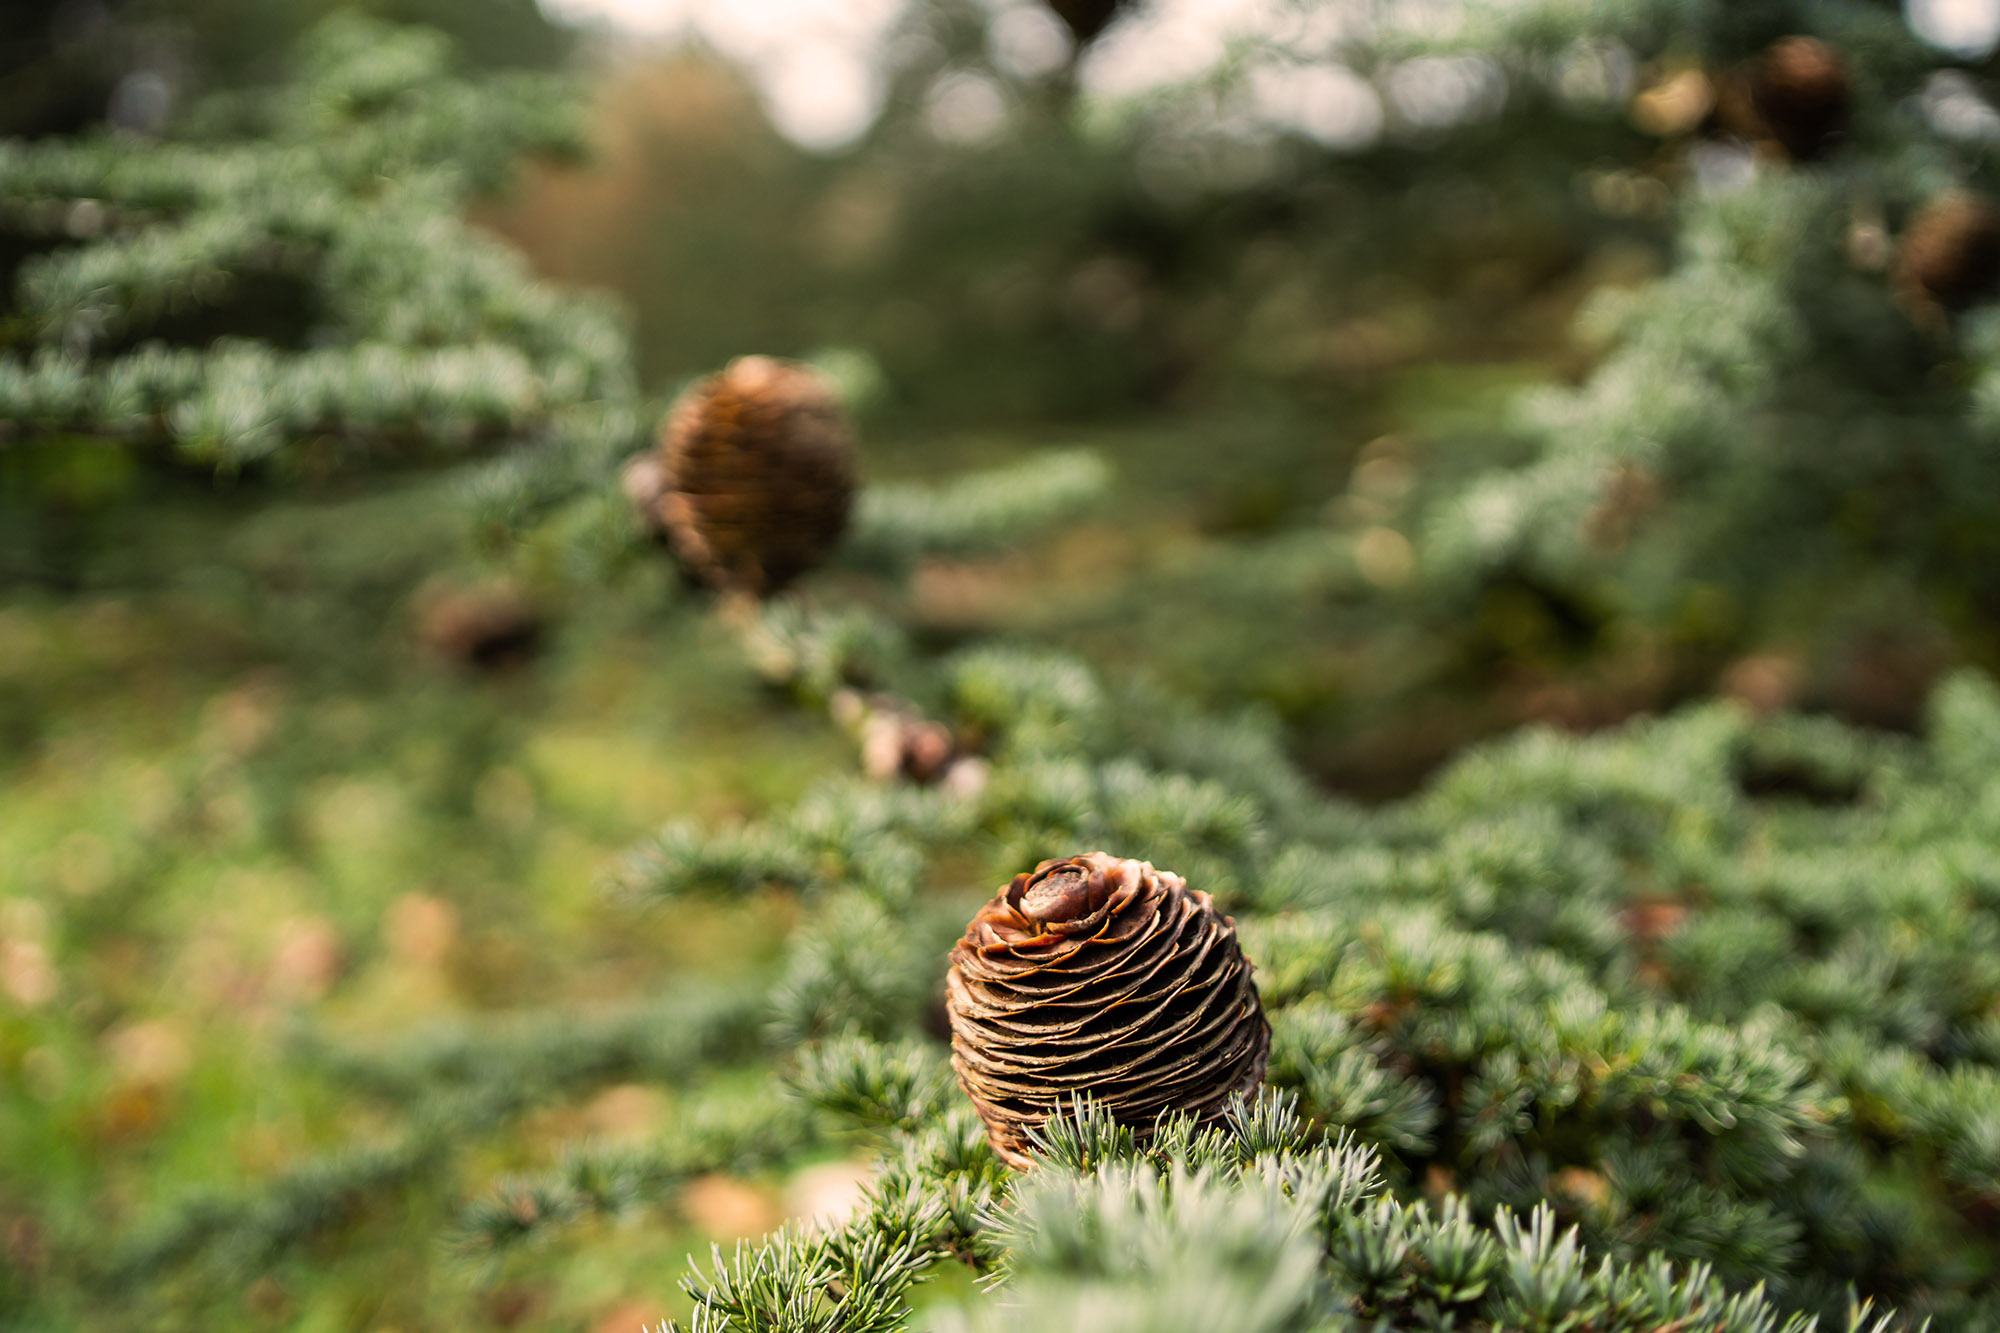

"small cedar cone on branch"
[841,692,958,783]
[945,852,1270,1168]
[828,688,987,793]
[630,356,857,596]
[1900,194,2000,310]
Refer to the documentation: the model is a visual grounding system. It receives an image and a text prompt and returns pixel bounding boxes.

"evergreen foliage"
[19,4,2000,1331]
[531,592,2000,1328]
[0,14,621,473]
[1411,0,2000,672]
[81,578,1982,1324]
[928,0,2000,776]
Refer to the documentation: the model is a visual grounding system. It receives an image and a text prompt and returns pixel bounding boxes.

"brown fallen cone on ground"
[679,1173,782,1239]
[413,579,544,672]
[945,852,1269,1168]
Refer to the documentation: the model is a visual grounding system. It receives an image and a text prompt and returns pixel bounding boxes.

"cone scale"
[945,852,1270,1168]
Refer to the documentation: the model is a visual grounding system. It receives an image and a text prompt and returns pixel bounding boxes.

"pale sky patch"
[538,0,905,150]
[1906,0,2000,59]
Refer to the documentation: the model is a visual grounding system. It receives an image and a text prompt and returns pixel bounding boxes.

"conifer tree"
[1387,2,2000,719]
[0,14,620,469]
[22,4,2000,1332]
[958,0,2000,773]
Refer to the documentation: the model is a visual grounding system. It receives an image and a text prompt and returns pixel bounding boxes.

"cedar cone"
[1745,36,1848,159]
[1900,195,2000,309]
[1046,0,1129,46]
[945,852,1270,1168]
[650,356,857,596]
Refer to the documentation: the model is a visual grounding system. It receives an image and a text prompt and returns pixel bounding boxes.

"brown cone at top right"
[1722,35,2000,313]
[1902,195,2000,310]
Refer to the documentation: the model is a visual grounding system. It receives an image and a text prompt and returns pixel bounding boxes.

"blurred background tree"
[0,0,571,140]
[462,0,2000,793]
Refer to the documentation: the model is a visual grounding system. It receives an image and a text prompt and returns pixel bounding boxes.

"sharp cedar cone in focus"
[1745,36,1848,159]
[946,852,1270,1168]
[1046,0,1128,46]
[647,356,856,596]
[1901,195,2000,309]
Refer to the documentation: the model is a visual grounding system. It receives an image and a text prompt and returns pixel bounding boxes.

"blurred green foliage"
[0,0,570,139]
[0,477,853,1329]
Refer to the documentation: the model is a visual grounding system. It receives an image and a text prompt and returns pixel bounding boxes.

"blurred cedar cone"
[1046,0,1128,46]
[946,853,1269,1169]
[1744,36,1848,159]
[414,579,543,671]
[645,356,857,596]
[1900,195,2000,309]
